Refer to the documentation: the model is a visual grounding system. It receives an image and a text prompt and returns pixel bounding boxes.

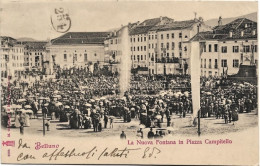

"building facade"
[190,18,258,77]
[47,32,110,72]
[0,37,25,81]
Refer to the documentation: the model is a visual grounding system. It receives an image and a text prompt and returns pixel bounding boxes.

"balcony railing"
[155,57,180,63]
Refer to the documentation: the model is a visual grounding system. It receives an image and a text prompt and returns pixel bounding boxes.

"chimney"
[113,30,116,36]
[160,16,163,21]
[245,24,248,28]
[218,16,222,26]
[229,31,233,38]
[252,29,256,36]
[143,22,146,26]
[241,30,244,37]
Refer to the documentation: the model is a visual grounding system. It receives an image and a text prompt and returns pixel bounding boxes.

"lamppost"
[197,109,201,136]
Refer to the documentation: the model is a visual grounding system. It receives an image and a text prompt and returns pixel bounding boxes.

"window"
[134,55,136,60]
[243,45,250,53]
[161,43,163,48]
[221,46,227,53]
[155,35,157,39]
[184,46,187,51]
[152,44,154,49]
[133,38,135,42]
[166,42,169,50]
[179,52,182,59]
[171,42,175,50]
[209,71,212,76]
[172,53,174,57]
[221,59,227,67]
[149,35,151,40]
[179,33,182,38]
[152,35,154,40]
[110,40,113,44]
[254,45,257,52]
[84,54,87,62]
[171,33,174,38]
[64,54,67,61]
[214,44,218,52]
[141,37,143,42]
[144,37,146,41]
[214,59,218,69]
[201,59,203,68]
[149,44,151,49]
[141,46,143,51]
[130,38,132,42]
[161,34,163,39]
[74,54,77,61]
[141,55,143,60]
[138,37,140,42]
[209,59,212,68]
[203,44,206,52]
[167,34,169,39]
[134,47,135,51]
[233,46,239,53]
[137,47,139,51]
[233,59,239,68]
[178,42,182,49]
[144,46,146,51]
[204,59,206,68]
[209,44,212,52]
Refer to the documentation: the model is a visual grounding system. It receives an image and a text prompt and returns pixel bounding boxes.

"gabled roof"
[23,41,48,50]
[150,19,200,31]
[129,26,154,35]
[139,16,173,26]
[214,18,257,34]
[51,32,110,45]
[129,16,174,35]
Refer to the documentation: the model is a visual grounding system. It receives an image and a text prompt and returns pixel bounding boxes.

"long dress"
[14,114,21,128]
[24,114,30,127]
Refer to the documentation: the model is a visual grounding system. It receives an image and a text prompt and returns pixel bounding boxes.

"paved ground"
[5,109,258,138]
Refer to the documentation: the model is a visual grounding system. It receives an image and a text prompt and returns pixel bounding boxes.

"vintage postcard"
[0,0,259,165]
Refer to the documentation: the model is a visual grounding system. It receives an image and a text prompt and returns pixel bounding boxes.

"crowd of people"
[1,67,258,136]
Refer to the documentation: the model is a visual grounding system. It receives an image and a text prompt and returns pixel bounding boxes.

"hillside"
[205,12,257,27]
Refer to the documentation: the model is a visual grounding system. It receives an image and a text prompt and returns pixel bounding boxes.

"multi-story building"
[189,17,257,77]
[22,41,47,72]
[0,36,25,81]
[106,16,211,75]
[47,32,111,71]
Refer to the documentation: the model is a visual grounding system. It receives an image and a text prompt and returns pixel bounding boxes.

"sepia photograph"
[1,0,258,165]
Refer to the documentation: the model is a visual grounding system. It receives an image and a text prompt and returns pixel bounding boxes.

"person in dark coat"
[147,128,154,139]
[120,131,126,139]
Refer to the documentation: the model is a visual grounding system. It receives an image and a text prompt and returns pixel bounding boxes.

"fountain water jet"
[119,26,131,96]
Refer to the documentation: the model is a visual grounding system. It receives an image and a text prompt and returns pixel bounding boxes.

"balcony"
[155,57,180,63]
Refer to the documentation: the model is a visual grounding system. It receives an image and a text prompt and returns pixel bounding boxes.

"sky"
[0,0,258,40]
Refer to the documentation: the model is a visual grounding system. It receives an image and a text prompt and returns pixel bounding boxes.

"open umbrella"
[64,105,70,109]
[24,105,32,109]
[17,99,26,102]
[155,115,162,119]
[85,103,92,107]
[55,102,63,106]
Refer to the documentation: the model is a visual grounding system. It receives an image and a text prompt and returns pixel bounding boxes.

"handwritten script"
[16,139,161,162]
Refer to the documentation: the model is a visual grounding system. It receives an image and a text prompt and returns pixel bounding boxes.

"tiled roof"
[23,41,47,49]
[190,18,257,42]
[214,18,257,34]
[129,16,174,35]
[129,26,154,35]
[139,16,173,26]
[0,36,16,41]
[150,19,199,31]
[190,29,257,42]
[51,32,110,45]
